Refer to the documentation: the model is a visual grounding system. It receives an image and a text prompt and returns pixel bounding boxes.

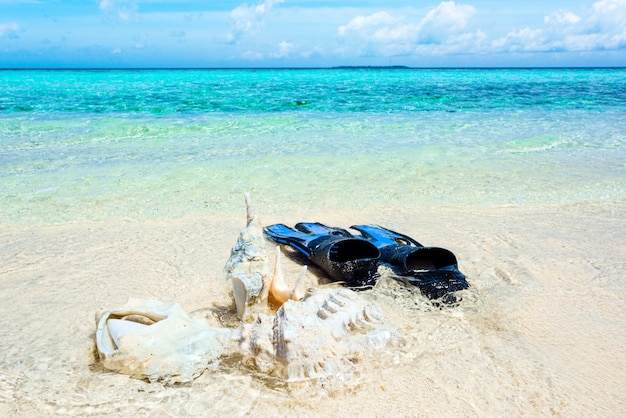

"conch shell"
[223,193,271,318]
[95,298,232,383]
[237,287,402,389]
[224,193,308,318]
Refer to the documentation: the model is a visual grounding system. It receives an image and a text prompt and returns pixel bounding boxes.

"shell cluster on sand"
[96,193,402,390]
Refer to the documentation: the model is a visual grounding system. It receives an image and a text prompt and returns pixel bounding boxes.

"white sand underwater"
[0,201,624,417]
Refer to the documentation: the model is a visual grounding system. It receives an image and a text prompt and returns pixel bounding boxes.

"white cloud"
[269,40,294,58]
[240,40,294,60]
[593,0,626,16]
[332,0,626,61]
[337,1,481,57]
[417,1,476,44]
[590,0,626,35]
[226,0,285,44]
[0,21,19,38]
[338,11,413,46]
[495,0,626,53]
[544,11,581,25]
[337,11,399,37]
[492,28,548,52]
[98,0,139,22]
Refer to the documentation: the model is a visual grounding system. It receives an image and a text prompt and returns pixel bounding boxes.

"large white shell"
[96,298,232,383]
[236,287,402,390]
[223,193,270,319]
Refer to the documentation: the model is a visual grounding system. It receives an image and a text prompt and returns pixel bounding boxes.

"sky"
[1,0,625,68]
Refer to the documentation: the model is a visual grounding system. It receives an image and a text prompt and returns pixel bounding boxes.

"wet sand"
[0,201,624,417]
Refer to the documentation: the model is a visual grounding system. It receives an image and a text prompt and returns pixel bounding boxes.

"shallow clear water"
[1,68,625,224]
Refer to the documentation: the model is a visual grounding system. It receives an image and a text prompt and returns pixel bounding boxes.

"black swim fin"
[264,222,380,288]
[351,224,469,300]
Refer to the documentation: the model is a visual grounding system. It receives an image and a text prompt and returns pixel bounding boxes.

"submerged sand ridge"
[0,201,624,417]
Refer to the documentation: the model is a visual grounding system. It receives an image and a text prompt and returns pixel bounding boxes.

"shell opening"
[231,277,248,318]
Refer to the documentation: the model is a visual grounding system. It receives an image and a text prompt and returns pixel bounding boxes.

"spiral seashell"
[236,287,401,388]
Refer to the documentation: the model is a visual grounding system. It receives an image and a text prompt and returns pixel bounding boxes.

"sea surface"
[1,68,625,225]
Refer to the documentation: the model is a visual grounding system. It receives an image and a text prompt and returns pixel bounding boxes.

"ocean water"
[1,68,625,225]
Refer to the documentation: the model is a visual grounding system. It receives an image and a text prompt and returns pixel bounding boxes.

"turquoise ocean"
[1,68,625,225]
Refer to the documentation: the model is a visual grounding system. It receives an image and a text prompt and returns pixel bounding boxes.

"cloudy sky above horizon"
[1,0,625,68]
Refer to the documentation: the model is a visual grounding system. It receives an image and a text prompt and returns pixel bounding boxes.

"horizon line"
[2,65,626,71]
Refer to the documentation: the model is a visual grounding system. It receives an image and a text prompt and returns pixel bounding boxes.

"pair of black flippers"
[263,222,469,301]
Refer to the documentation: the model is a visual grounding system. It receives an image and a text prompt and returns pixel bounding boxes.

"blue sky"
[1,0,625,68]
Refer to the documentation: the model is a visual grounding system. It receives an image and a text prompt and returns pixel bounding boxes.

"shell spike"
[291,266,308,301]
[268,246,292,308]
[244,192,256,226]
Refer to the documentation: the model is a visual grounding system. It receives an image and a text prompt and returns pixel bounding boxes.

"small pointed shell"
[268,248,309,309]
[268,247,292,308]
[291,266,308,301]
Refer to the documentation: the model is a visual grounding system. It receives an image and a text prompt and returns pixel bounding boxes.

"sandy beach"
[1,200,624,417]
